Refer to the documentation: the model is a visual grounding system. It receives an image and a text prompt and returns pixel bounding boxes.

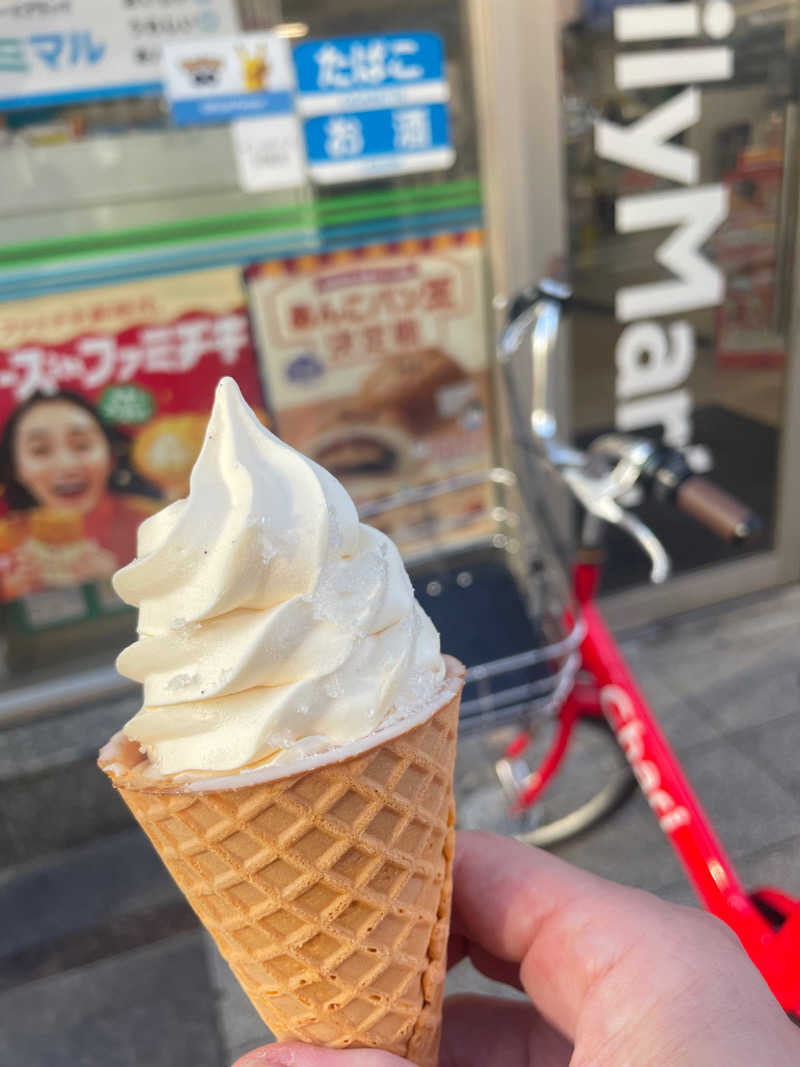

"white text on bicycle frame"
[600,684,690,835]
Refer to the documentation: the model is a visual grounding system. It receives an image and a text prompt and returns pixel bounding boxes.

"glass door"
[467,0,800,627]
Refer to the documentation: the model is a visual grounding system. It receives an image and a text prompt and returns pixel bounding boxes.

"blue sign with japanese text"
[294,32,454,184]
[304,103,453,183]
[294,32,445,107]
[0,0,239,111]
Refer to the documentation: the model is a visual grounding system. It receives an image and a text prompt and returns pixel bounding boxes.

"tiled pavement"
[1,584,798,1065]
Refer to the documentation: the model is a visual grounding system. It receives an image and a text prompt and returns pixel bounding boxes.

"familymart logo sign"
[595,1,735,449]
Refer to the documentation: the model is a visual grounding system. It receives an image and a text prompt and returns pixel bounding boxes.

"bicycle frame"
[497,279,800,1014]
[509,554,800,1015]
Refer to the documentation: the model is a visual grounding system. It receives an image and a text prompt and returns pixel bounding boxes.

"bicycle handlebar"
[675,476,762,544]
[499,280,763,577]
[627,442,762,545]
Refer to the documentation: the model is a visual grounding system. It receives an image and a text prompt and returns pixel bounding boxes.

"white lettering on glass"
[593,5,735,451]
[615,320,694,399]
[616,185,729,320]
[594,88,699,185]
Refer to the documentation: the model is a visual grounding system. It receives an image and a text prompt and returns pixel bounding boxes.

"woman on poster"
[0,391,159,601]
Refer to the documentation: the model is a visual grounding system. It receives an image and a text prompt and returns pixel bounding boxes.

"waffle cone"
[100,677,462,1067]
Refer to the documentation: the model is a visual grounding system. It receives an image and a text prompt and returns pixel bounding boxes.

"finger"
[451,831,723,1039]
[449,928,524,991]
[453,829,639,1034]
[232,1044,411,1067]
[468,943,524,991]
[440,995,572,1067]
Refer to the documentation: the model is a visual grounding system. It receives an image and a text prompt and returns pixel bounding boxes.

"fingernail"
[233,1045,295,1066]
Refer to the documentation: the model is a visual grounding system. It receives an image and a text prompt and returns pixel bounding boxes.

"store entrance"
[558,2,800,624]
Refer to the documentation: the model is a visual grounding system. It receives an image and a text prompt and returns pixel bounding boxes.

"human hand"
[233,830,800,1067]
[2,548,41,599]
[74,541,118,581]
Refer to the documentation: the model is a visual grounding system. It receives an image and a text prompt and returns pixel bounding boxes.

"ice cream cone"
[99,663,463,1067]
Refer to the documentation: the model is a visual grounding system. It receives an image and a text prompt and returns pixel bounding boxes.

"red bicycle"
[398,279,800,1017]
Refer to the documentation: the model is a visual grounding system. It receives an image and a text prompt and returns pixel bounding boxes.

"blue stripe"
[0,207,483,300]
[0,82,163,110]
[170,90,293,126]
[321,208,481,249]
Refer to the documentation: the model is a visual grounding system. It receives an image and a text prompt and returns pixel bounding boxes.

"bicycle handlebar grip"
[675,476,761,543]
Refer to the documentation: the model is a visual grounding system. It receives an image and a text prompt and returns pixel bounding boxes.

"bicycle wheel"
[455,715,636,847]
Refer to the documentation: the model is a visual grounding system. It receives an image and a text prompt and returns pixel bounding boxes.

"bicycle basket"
[359,467,583,735]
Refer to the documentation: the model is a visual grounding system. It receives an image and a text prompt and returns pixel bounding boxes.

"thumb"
[232,1043,413,1067]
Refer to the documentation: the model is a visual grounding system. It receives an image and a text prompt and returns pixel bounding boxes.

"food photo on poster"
[0,266,266,630]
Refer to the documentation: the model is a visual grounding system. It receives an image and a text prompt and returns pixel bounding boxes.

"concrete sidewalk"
[1,585,798,1065]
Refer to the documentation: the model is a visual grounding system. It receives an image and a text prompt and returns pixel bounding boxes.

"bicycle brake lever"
[562,468,671,583]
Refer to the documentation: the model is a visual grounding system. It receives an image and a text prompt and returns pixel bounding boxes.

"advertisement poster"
[162,32,296,124]
[248,231,493,555]
[0,267,265,629]
[714,148,785,368]
[0,0,239,110]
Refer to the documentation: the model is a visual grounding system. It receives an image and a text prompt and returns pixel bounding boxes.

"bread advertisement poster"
[247,231,493,554]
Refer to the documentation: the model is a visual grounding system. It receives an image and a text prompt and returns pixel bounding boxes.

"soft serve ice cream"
[113,377,446,779]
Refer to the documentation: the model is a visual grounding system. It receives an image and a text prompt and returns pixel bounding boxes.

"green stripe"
[0,179,482,270]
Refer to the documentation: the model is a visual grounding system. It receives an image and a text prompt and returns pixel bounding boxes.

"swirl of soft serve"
[113,378,445,776]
